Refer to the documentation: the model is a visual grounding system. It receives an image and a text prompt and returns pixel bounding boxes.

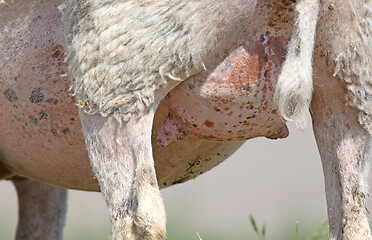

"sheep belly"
[0,1,243,190]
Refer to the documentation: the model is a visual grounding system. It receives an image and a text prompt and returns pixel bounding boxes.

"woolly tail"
[274,0,320,129]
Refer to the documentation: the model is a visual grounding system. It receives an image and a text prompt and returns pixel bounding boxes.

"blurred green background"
[0,122,367,240]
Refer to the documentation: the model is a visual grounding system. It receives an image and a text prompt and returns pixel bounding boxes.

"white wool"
[316,0,372,136]
[333,1,372,136]
[274,0,320,129]
[59,0,251,122]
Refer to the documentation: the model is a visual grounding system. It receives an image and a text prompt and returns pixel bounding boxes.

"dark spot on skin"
[192,124,198,128]
[62,128,70,134]
[29,116,38,124]
[188,83,195,90]
[52,50,61,58]
[177,128,187,139]
[9,75,19,81]
[50,129,57,136]
[36,63,46,73]
[263,55,269,62]
[259,34,265,42]
[225,60,233,67]
[70,118,75,121]
[204,120,215,128]
[46,98,58,105]
[264,70,269,78]
[3,89,18,102]
[30,88,44,103]
[243,86,251,91]
[39,111,48,120]
[172,177,188,185]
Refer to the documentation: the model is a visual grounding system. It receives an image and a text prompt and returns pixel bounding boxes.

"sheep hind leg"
[12,177,67,240]
[311,78,372,239]
[79,109,165,240]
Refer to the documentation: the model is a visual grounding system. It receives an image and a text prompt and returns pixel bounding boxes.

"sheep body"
[0,0,244,190]
[60,0,256,121]
[1,0,372,239]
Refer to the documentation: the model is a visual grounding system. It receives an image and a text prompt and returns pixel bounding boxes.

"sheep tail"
[274,0,320,129]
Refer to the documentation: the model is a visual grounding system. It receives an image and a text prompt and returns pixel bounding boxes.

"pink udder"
[157,31,289,146]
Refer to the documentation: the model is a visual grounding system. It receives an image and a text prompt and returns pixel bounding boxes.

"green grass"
[248,216,329,240]
[0,217,331,240]
[249,215,266,240]
[164,216,331,240]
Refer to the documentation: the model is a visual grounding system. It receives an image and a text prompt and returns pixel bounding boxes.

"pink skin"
[0,1,291,238]
[0,2,292,237]
[0,1,96,190]
[158,31,289,146]
[2,0,370,239]
[0,0,234,190]
[0,0,290,190]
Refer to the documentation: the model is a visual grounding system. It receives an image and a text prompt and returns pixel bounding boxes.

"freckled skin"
[2,1,370,240]
[158,32,289,145]
[0,2,96,189]
[0,0,293,190]
[0,1,243,189]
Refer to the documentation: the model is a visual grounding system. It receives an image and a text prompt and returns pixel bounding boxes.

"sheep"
[0,0,371,239]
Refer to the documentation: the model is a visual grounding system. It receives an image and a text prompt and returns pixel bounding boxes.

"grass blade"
[196,232,202,240]
[249,215,259,234]
[312,219,329,239]
[294,221,299,240]
[328,225,330,240]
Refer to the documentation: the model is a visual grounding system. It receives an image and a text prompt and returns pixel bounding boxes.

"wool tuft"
[60,0,248,122]
[274,0,320,129]
[317,0,372,135]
